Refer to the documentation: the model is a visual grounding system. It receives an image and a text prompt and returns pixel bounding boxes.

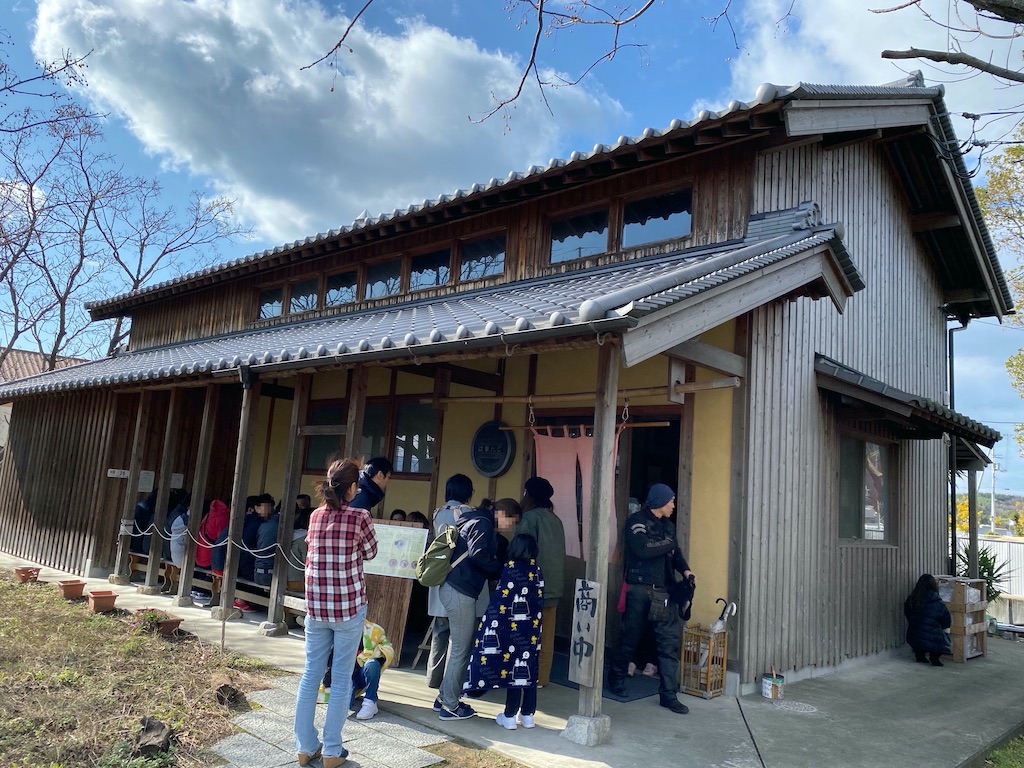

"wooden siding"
[740,141,948,684]
[0,390,120,574]
[0,384,243,575]
[128,148,757,350]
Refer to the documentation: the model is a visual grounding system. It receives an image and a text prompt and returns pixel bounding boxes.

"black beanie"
[524,476,554,506]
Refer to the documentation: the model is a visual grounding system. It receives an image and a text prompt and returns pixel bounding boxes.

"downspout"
[948,321,968,574]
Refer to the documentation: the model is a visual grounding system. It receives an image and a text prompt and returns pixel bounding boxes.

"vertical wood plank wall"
[741,142,948,683]
[0,390,122,574]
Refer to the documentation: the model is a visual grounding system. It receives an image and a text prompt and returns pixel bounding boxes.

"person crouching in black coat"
[904,573,951,666]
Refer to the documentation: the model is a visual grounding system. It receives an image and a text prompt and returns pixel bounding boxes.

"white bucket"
[761,673,785,700]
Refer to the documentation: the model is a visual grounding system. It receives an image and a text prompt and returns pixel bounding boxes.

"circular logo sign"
[471,420,516,478]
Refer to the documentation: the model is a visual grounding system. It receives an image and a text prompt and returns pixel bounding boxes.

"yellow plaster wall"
[686,323,735,628]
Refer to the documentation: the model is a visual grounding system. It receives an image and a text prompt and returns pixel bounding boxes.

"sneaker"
[660,698,689,714]
[439,702,476,720]
[356,699,378,720]
[627,662,637,677]
[517,713,535,729]
[642,663,658,677]
[233,598,254,611]
[190,589,208,603]
[431,696,442,712]
[495,713,517,730]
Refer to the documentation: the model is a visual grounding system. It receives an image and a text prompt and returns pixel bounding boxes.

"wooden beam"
[297,424,348,437]
[110,389,153,584]
[427,368,451,512]
[665,338,747,378]
[391,362,502,392]
[576,337,620,725]
[144,387,183,591]
[912,211,961,233]
[343,366,368,459]
[174,383,219,607]
[263,373,311,635]
[212,373,260,622]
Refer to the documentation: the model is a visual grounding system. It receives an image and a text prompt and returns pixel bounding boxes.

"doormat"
[549,652,660,703]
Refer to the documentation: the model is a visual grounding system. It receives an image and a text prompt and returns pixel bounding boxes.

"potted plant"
[87,589,118,613]
[132,608,183,635]
[57,579,87,599]
[14,566,41,583]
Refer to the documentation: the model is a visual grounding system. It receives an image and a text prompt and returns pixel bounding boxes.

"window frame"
[837,428,898,546]
[456,231,507,283]
[546,182,695,266]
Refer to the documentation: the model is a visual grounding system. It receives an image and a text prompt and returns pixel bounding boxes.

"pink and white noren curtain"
[531,427,621,561]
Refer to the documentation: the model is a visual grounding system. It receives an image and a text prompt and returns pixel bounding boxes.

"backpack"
[415,523,470,587]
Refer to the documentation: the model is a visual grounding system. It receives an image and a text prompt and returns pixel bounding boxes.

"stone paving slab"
[359,713,449,748]
[208,732,294,768]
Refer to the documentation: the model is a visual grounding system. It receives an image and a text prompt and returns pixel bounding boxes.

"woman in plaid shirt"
[294,458,378,768]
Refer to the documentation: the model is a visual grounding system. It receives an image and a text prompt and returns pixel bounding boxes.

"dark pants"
[612,584,681,701]
[504,685,537,717]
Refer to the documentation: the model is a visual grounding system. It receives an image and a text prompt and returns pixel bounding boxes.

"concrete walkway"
[5,553,1024,768]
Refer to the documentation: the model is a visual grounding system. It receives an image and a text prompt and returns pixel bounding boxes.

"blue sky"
[7,0,1024,493]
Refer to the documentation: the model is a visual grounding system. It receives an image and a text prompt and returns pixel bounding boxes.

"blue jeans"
[351,658,382,704]
[439,582,478,711]
[294,606,366,759]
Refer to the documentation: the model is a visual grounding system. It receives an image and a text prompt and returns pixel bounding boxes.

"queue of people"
[150,451,697,762]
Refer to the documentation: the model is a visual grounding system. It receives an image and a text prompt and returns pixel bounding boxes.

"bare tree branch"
[965,0,1024,24]
[882,46,1024,83]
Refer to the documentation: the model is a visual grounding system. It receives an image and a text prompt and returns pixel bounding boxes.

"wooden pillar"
[174,384,219,607]
[968,468,979,578]
[427,369,451,511]
[212,369,260,621]
[343,366,368,458]
[563,337,619,746]
[262,374,312,635]
[141,387,183,593]
[110,390,153,584]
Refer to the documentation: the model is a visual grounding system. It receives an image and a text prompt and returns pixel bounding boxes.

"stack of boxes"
[936,576,987,662]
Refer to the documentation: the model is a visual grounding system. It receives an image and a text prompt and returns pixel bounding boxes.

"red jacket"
[196,499,230,569]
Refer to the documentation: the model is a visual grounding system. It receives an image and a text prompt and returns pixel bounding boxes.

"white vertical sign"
[137,470,155,493]
[568,578,602,687]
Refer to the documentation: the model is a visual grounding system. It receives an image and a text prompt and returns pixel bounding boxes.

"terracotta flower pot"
[57,579,87,599]
[14,567,41,583]
[156,617,184,635]
[87,590,118,613]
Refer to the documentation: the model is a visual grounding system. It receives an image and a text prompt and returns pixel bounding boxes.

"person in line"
[437,475,502,720]
[492,498,521,577]
[608,483,694,714]
[197,498,230,607]
[350,618,396,720]
[294,494,312,527]
[426,475,476,699]
[253,493,279,587]
[389,509,407,522]
[904,573,951,666]
[407,511,428,528]
[464,533,544,730]
[294,458,378,768]
[351,456,393,515]
[515,477,564,688]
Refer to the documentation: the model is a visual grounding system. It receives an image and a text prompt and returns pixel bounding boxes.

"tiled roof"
[0,212,854,400]
[87,73,966,317]
[0,349,89,383]
[814,354,1000,446]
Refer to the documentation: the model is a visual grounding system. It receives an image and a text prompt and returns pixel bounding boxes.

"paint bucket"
[761,673,785,700]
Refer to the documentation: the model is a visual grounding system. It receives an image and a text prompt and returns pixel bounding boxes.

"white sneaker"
[356,699,378,720]
[517,713,535,729]
[495,713,517,730]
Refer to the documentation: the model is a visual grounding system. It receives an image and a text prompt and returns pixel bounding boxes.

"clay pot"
[14,567,41,583]
[87,590,118,613]
[57,579,87,599]
[156,617,184,635]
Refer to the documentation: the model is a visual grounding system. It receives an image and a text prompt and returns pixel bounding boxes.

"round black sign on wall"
[471,420,516,478]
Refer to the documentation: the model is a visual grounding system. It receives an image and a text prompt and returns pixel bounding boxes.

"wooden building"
[0,74,1009,703]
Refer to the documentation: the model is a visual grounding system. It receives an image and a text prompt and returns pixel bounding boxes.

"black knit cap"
[524,476,554,506]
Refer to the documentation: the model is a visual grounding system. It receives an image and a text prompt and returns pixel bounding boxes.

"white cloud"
[31,0,624,244]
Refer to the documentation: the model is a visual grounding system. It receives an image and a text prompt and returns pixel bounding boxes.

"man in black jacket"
[351,456,392,514]
[608,483,695,714]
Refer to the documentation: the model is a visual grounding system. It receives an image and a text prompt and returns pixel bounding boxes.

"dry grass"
[0,568,285,768]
